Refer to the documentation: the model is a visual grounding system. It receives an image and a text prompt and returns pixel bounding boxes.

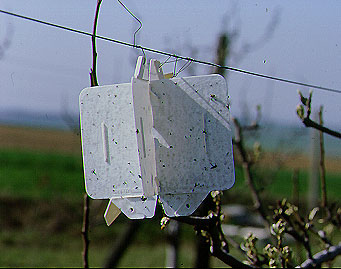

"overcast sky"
[0,0,340,129]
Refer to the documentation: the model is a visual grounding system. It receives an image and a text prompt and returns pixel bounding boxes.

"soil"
[0,125,81,155]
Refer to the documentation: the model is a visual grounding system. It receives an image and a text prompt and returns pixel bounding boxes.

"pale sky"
[0,0,340,129]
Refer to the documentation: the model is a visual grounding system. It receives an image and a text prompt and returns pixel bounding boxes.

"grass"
[1,148,339,203]
[0,147,340,267]
[231,164,340,204]
[0,148,84,200]
[0,229,228,268]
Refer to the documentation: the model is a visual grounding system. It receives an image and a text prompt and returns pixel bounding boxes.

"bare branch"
[90,0,103,87]
[297,91,341,139]
[172,214,254,268]
[104,221,141,268]
[81,194,90,269]
[211,248,255,269]
[171,215,214,229]
[82,2,103,267]
[214,33,229,77]
[302,117,341,139]
[318,106,328,209]
[232,117,269,223]
[298,242,341,268]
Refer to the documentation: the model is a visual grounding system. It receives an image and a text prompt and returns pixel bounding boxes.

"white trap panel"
[159,192,210,217]
[79,84,144,199]
[150,74,235,196]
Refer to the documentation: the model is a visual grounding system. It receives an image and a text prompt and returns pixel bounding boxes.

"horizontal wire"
[0,9,340,94]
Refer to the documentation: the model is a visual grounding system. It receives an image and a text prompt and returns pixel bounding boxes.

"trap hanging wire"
[0,9,340,94]
[116,0,145,60]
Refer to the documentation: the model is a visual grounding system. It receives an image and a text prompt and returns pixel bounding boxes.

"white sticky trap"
[80,83,144,199]
[148,65,235,216]
[131,77,157,197]
[79,56,235,223]
[79,72,157,219]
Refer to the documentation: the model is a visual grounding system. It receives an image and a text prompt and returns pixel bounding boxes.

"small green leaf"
[296,105,305,119]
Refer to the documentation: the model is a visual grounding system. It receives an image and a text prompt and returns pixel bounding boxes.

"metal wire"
[116,0,145,59]
[0,9,340,94]
[175,59,192,77]
[159,55,172,69]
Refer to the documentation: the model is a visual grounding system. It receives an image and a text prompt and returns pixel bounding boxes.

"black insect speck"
[210,163,217,169]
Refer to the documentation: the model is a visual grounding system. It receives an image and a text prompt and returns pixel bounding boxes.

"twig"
[165,221,180,268]
[172,215,214,228]
[104,221,141,268]
[90,0,103,87]
[285,226,313,260]
[309,227,332,247]
[172,214,254,268]
[81,194,90,269]
[81,2,103,267]
[302,117,341,139]
[298,242,341,268]
[211,248,255,269]
[297,91,341,139]
[272,200,313,260]
[232,117,269,223]
[214,33,229,77]
[318,106,327,209]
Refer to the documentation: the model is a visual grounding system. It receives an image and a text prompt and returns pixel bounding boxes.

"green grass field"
[0,148,340,267]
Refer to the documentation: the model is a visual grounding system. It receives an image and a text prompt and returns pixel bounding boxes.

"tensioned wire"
[0,9,340,94]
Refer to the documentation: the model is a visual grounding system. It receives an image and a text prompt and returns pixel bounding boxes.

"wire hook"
[158,55,191,78]
[174,59,192,77]
[173,57,178,77]
[159,55,172,69]
[117,0,145,60]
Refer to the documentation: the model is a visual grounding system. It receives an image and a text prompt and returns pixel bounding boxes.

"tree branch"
[211,248,255,269]
[90,0,103,87]
[232,117,269,223]
[104,221,141,268]
[171,215,214,229]
[81,194,90,269]
[172,214,254,269]
[82,2,103,267]
[297,91,341,139]
[302,117,341,139]
[298,242,341,268]
[318,106,328,210]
